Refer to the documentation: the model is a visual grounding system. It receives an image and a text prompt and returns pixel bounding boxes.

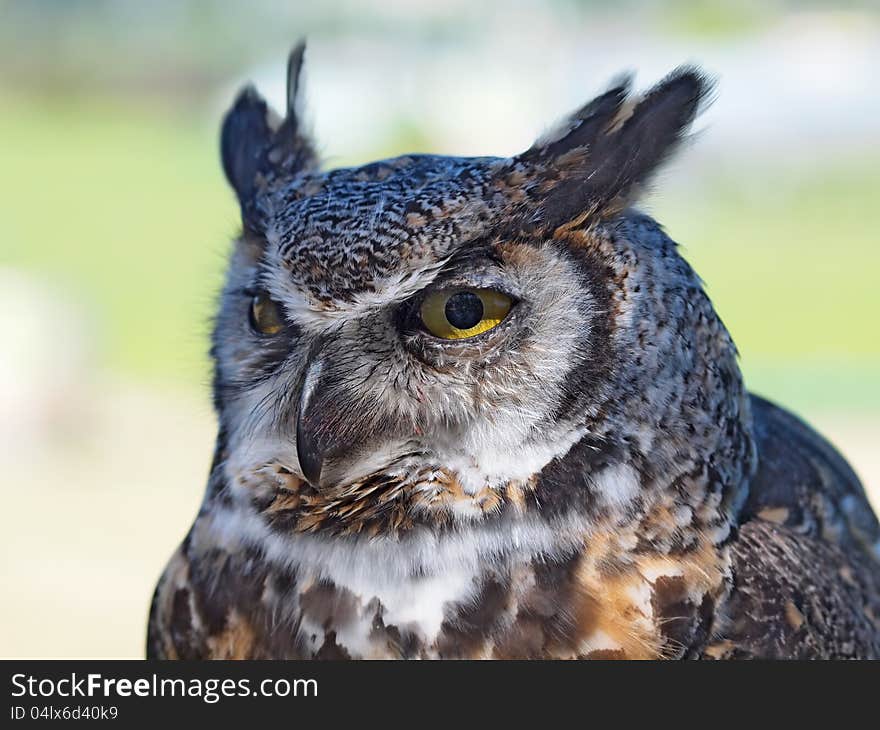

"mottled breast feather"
[147,395,880,660]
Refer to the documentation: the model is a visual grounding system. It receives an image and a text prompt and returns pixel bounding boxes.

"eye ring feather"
[418,288,513,340]
[249,290,285,335]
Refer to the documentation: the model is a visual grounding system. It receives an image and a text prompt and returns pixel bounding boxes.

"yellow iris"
[250,291,284,335]
[419,288,513,340]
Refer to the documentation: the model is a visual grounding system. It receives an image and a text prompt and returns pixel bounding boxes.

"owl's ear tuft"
[268,40,317,175]
[220,85,275,207]
[220,40,318,219]
[513,66,714,230]
[520,74,633,165]
[285,41,307,126]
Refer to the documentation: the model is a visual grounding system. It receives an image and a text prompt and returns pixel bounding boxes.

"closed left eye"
[419,288,513,340]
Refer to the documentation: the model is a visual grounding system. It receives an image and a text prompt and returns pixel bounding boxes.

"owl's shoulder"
[702,395,880,659]
[704,519,880,659]
[147,534,280,660]
[743,394,879,554]
[146,540,195,659]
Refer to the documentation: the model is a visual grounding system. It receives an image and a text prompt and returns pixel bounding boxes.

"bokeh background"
[1,0,878,658]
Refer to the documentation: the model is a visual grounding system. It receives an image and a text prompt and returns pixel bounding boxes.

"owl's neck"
[210,386,754,556]
[197,409,753,658]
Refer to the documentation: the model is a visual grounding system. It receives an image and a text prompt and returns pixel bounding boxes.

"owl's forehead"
[262,154,503,312]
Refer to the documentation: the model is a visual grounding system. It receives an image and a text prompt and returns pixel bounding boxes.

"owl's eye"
[249,291,284,335]
[419,288,513,340]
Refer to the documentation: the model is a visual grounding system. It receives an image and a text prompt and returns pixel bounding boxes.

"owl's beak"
[295,359,326,488]
[296,408,324,488]
[294,354,379,490]
[296,356,363,490]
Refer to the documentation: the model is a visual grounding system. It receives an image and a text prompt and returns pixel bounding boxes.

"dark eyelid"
[413,285,519,305]
[421,269,515,299]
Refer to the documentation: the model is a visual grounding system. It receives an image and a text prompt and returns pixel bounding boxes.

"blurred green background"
[0,0,877,657]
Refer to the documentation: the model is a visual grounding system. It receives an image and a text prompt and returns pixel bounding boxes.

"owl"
[148,44,880,660]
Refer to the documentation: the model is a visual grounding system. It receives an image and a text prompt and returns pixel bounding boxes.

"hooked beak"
[296,410,324,488]
[295,355,366,490]
[295,359,327,488]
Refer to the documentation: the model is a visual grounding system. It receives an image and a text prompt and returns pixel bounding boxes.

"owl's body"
[148,47,880,659]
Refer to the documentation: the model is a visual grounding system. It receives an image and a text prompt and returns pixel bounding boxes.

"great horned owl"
[148,44,880,660]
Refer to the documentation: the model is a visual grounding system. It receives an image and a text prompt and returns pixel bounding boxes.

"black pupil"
[445,291,484,330]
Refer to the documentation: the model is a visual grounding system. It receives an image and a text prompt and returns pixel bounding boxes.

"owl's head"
[211,45,752,537]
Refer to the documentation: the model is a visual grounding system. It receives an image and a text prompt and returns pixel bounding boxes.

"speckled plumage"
[148,45,880,660]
